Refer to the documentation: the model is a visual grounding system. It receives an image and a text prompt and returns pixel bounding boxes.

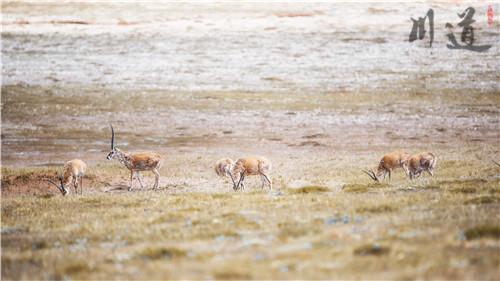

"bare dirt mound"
[1,168,106,197]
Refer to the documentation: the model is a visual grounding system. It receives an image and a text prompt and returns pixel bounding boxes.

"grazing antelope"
[106,125,162,191]
[46,159,87,196]
[214,158,234,178]
[363,151,410,182]
[231,156,272,191]
[407,152,437,179]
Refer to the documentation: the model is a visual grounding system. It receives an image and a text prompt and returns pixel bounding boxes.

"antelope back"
[65,159,86,174]
[235,156,271,176]
[130,152,162,170]
[380,152,410,169]
[408,154,422,171]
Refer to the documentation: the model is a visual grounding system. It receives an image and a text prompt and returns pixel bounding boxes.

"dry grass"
[286,185,329,194]
[2,84,500,279]
[2,156,500,280]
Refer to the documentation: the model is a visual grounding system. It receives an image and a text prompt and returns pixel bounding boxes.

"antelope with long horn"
[363,151,410,182]
[407,152,437,179]
[46,159,87,196]
[106,125,162,191]
[231,156,272,191]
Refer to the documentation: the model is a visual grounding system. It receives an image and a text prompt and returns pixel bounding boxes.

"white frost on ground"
[2,2,499,92]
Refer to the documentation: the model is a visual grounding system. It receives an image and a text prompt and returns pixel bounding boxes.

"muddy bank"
[2,85,498,173]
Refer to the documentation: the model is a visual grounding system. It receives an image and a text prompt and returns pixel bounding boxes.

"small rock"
[324,217,337,225]
[342,215,349,224]
[269,190,283,197]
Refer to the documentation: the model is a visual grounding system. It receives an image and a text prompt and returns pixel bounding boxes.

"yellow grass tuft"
[287,185,329,194]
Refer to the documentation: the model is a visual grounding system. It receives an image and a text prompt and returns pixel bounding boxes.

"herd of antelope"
[47,125,436,196]
[362,151,437,182]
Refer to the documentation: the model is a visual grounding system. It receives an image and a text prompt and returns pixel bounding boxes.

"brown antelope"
[407,152,437,179]
[231,156,272,191]
[106,125,162,191]
[46,159,87,196]
[363,151,410,182]
[214,158,234,178]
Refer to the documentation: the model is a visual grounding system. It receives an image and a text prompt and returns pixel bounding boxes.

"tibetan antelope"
[363,151,410,182]
[46,159,87,196]
[407,152,437,179]
[214,158,234,178]
[231,156,272,191]
[106,125,162,191]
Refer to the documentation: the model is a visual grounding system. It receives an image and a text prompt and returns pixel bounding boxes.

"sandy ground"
[1,1,500,280]
[2,85,499,194]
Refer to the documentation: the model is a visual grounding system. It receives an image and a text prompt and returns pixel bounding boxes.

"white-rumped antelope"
[46,159,87,196]
[106,125,162,191]
[363,151,410,182]
[231,156,272,191]
[407,152,437,179]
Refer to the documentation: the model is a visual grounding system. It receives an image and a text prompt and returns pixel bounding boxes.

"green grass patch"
[37,194,56,199]
[356,204,396,213]
[450,186,477,194]
[464,225,500,240]
[278,222,310,239]
[62,262,91,274]
[343,182,389,193]
[353,244,390,256]
[137,246,186,260]
[214,270,252,280]
[464,195,500,205]
[287,186,329,194]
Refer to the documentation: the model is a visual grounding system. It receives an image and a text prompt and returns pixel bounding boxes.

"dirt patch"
[1,167,105,197]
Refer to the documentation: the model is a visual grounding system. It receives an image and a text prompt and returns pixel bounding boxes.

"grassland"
[2,162,500,280]
[2,84,500,280]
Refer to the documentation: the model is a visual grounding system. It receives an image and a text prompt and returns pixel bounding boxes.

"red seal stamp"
[487,5,494,26]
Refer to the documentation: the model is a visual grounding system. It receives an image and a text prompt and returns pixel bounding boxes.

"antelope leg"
[137,172,145,189]
[152,168,160,189]
[128,170,134,191]
[73,178,78,194]
[236,175,245,191]
[260,172,272,190]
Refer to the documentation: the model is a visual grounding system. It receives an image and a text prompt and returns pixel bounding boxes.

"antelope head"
[46,177,68,196]
[106,124,118,160]
[362,169,379,182]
